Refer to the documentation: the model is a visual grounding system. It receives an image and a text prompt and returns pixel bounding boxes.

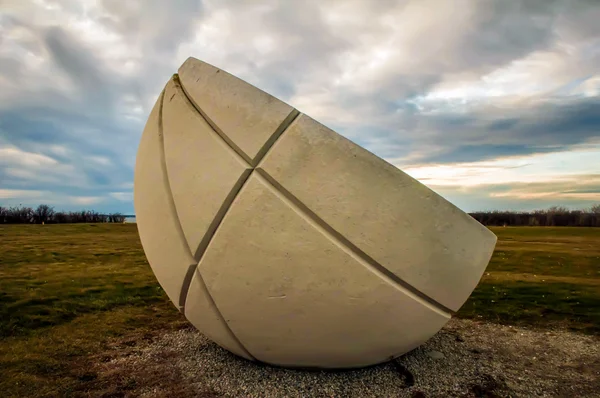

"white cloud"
[0,145,86,186]
[0,147,58,167]
[0,189,44,199]
[109,191,132,201]
[69,196,104,205]
[401,144,600,188]
[88,156,111,166]
[410,37,600,113]
[48,144,69,156]
[0,189,105,209]
[490,187,600,201]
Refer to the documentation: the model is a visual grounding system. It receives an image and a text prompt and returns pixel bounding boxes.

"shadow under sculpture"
[133,56,497,369]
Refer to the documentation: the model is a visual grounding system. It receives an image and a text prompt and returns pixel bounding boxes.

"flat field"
[0,224,598,396]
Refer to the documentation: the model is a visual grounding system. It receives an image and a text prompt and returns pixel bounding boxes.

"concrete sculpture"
[134,57,497,369]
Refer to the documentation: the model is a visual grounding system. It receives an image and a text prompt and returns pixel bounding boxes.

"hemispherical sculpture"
[134,57,497,369]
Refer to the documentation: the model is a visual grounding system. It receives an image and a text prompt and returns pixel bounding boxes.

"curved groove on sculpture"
[161,74,306,362]
[161,78,252,260]
[175,66,451,364]
[161,74,301,320]
[134,84,254,361]
[177,56,493,313]
[172,69,452,317]
[134,56,498,369]
[185,267,255,361]
[198,173,450,368]
[178,60,296,163]
[254,168,453,316]
[134,90,195,307]
[259,113,498,311]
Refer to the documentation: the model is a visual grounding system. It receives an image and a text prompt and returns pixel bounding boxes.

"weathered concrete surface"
[133,90,195,308]
[134,56,497,368]
[184,268,254,361]
[198,173,450,368]
[259,114,497,312]
[178,58,296,163]
[162,78,251,259]
[134,83,251,360]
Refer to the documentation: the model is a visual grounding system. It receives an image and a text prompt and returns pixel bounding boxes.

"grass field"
[1,224,599,396]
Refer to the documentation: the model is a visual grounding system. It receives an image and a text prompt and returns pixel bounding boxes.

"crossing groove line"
[159,81,256,360]
[174,76,300,264]
[173,75,453,353]
[253,169,453,317]
[178,75,252,165]
[155,89,198,310]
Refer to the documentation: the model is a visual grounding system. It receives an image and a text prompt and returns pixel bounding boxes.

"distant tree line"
[0,204,127,224]
[469,205,600,227]
[2,203,600,227]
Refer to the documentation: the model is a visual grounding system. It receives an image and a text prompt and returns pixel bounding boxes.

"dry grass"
[458,226,600,334]
[0,224,186,397]
[484,271,600,286]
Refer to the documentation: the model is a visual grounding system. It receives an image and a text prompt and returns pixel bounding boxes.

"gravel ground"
[88,319,600,397]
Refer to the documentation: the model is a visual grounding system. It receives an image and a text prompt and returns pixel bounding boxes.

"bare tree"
[545,206,569,214]
[591,203,600,214]
[6,206,33,223]
[34,204,55,224]
[108,213,126,223]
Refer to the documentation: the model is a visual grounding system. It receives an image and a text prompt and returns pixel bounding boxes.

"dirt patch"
[76,319,599,397]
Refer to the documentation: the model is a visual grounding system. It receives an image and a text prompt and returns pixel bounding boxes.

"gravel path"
[89,319,600,397]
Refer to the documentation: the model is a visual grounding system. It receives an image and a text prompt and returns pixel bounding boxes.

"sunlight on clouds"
[252,35,277,56]
[0,147,58,167]
[5,168,43,181]
[48,145,69,157]
[413,43,600,112]
[0,190,106,209]
[69,196,104,205]
[88,156,111,166]
[491,189,600,201]
[581,75,600,97]
[402,144,600,188]
[0,189,44,199]
[328,0,475,93]
[183,8,235,64]
[109,192,133,202]
[69,3,137,70]
[0,146,90,187]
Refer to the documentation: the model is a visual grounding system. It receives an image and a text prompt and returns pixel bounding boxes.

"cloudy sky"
[1,0,599,214]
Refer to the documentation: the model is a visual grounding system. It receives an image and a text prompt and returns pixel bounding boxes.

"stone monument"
[134,57,497,369]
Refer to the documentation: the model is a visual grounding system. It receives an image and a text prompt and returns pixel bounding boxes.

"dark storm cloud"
[404,97,600,164]
[421,145,555,164]
[464,0,559,67]
[428,175,600,212]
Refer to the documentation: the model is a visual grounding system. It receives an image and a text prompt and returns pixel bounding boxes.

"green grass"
[457,226,600,334]
[0,224,174,338]
[0,224,599,396]
[0,224,186,397]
